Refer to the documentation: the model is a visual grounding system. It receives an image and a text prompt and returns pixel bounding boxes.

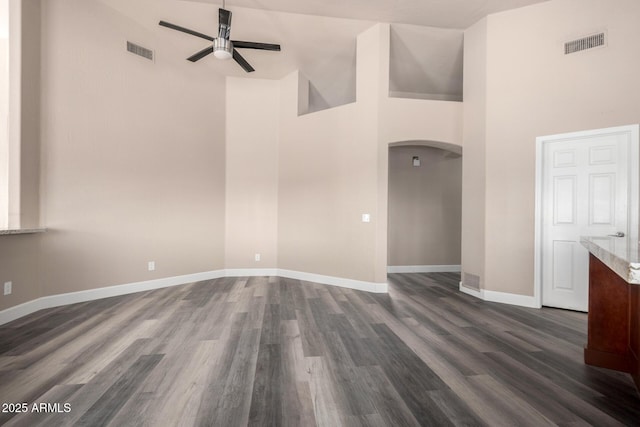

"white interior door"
[541,131,630,311]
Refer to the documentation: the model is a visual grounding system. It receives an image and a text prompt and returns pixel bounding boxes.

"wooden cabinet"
[584,254,640,391]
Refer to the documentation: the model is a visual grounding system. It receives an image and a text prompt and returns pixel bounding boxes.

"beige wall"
[13,0,628,311]
[19,0,40,228]
[278,74,379,281]
[38,0,226,295]
[461,18,488,291]
[225,77,279,269]
[463,0,640,296]
[0,0,44,310]
[276,25,386,283]
[388,145,461,266]
[229,24,462,283]
[1,0,226,311]
[1,18,466,313]
[0,233,42,310]
[0,40,7,228]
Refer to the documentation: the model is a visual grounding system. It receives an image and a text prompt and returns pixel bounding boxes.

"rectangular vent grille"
[462,272,480,291]
[127,41,154,61]
[564,32,605,55]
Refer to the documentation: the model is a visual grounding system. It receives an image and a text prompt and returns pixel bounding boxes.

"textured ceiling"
[98,0,548,110]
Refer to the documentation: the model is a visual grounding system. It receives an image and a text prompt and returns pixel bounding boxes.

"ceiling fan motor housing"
[214,38,233,60]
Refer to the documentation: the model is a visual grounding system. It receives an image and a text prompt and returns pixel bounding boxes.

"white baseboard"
[225,268,279,277]
[459,281,541,309]
[387,265,461,274]
[0,268,388,325]
[278,269,388,293]
[0,270,227,326]
[459,282,483,298]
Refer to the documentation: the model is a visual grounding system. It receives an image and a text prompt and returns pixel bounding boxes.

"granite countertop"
[0,228,46,236]
[580,236,640,284]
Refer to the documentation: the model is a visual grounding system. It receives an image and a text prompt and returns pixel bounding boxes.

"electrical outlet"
[148,261,155,271]
[4,281,12,296]
[255,253,261,262]
[362,213,371,223]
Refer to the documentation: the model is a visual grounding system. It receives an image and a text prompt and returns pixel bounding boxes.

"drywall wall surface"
[481,0,640,295]
[389,24,464,101]
[0,40,7,229]
[19,0,40,228]
[278,73,378,282]
[382,98,463,146]
[0,0,43,311]
[225,77,279,269]
[276,25,395,284]
[357,23,390,284]
[378,23,463,282]
[388,146,462,266]
[0,233,41,310]
[7,0,20,229]
[461,17,488,291]
[38,0,226,296]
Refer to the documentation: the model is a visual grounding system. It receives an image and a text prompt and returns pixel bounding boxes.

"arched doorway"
[387,141,462,274]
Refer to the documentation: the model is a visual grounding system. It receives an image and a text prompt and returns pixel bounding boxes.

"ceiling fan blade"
[232,49,255,73]
[187,46,214,62]
[159,21,214,42]
[218,8,232,39]
[232,41,281,51]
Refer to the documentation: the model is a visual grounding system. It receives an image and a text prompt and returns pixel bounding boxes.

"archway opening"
[387,141,462,278]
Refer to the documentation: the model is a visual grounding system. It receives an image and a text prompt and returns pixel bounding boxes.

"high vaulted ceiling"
[98,0,549,110]
[186,0,549,29]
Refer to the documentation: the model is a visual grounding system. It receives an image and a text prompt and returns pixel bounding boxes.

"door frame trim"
[534,124,640,309]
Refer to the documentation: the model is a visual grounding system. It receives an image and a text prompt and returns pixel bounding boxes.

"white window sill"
[0,228,46,235]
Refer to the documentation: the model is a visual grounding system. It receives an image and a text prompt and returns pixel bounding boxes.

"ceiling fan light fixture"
[213,49,232,60]
[159,8,280,72]
[213,38,233,60]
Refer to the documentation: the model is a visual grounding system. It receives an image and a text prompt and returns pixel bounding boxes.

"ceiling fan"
[159,3,281,73]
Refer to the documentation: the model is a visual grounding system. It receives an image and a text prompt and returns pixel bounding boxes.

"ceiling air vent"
[127,41,154,61]
[564,32,606,55]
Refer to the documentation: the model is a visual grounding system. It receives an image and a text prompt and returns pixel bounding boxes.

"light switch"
[362,214,371,223]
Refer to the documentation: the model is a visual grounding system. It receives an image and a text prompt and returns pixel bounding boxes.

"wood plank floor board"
[260,303,281,346]
[74,353,164,427]
[318,330,378,418]
[483,302,587,347]
[335,330,379,368]
[339,291,387,336]
[357,365,421,427]
[527,344,639,399]
[110,339,219,427]
[278,279,299,321]
[465,374,557,427]
[280,320,317,427]
[1,273,639,426]
[478,351,608,425]
[4,385,82,427]
[427,333,485,377]
[367,324,458,425]
[211,326,261,426]
[248,343,282,426]
[427,388,485,427]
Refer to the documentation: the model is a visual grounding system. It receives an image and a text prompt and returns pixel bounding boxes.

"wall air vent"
[462,272,480,291]
[127,41,154,61]
[564,32,606,55]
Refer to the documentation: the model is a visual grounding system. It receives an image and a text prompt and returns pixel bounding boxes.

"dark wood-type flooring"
[0,273,639,426]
